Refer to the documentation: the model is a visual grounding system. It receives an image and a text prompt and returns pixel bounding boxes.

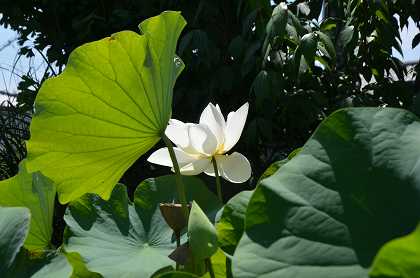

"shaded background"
[0,0,419,198]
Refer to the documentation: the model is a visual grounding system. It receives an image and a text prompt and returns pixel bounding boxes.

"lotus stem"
[211,157,223,203]
[162,134,189,220]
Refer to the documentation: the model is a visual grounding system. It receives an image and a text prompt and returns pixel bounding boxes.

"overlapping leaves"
[64,175,222,278]
[0,161,55,250]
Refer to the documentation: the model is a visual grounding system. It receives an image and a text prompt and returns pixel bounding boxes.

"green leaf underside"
[233,108,420,278]
[0,207,30,273]
[26,11,186,204]
[188,201,218,260]
[64,176,222,278]
[370,224,420,278]
[0,162,56,251]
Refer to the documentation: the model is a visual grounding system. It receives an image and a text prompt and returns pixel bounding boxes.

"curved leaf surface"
[65,176,221,278]
[188,201,218,260]
[6,249,98,278]
[233,108,420,278]
[0,207,30,273]
[0,162,55,250]
[216,190,252,255]
[26,11,186,203]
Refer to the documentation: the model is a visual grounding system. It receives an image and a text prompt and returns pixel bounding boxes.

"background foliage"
[0,0,419,197]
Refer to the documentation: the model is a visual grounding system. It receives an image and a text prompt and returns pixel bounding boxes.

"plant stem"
[162,134,189,220]
[205,258,216,278]
[211,157,223,203]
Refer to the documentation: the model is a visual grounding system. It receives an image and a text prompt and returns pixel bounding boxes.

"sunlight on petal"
[216,152,251,183]
[180,158,212,175]
[223,103,249,153]
[188,124,218,155]
[199,103,226,146]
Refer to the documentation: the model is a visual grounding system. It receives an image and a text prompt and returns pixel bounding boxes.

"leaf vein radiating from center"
[73,60,158,131]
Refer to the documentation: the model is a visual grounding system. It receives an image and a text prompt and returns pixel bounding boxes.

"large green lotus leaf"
[6,249,99,278]
[156,272,199,278]
[0,161,56,250]
[26,11,186,204]
[0,207,30,273]
[64,176,221,278]
[233,108,420,278]
[369,224,420,278]
[217,157,296,255]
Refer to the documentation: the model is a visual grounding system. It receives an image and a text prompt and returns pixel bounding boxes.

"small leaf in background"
[0,161,55,251]
[0,207,30,273]
[26,11,186,204]
[315,31,336,63]
[320,18,337,32]
[263,2,288,53]
[300,33,318,66]
[338,25,355,47]
[370,224,420,278]
[188,201,218,261]
[297,2,310,16]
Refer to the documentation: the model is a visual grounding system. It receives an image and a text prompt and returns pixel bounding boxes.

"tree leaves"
[233,108,420,278]
[26,11,186,204]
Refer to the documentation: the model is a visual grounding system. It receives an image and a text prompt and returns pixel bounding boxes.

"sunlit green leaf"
[370,224,420,278]
[0,161,55,250]
[26,11,186,203]
[188,201,218,261]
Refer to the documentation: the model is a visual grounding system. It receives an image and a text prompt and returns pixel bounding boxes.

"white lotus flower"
[147,102,251,183]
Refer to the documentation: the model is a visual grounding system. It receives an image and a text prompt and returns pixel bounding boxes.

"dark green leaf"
[233,108,420,278]
[300,33,318,66]
[338,25,354,47]
[315,31,336,63]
